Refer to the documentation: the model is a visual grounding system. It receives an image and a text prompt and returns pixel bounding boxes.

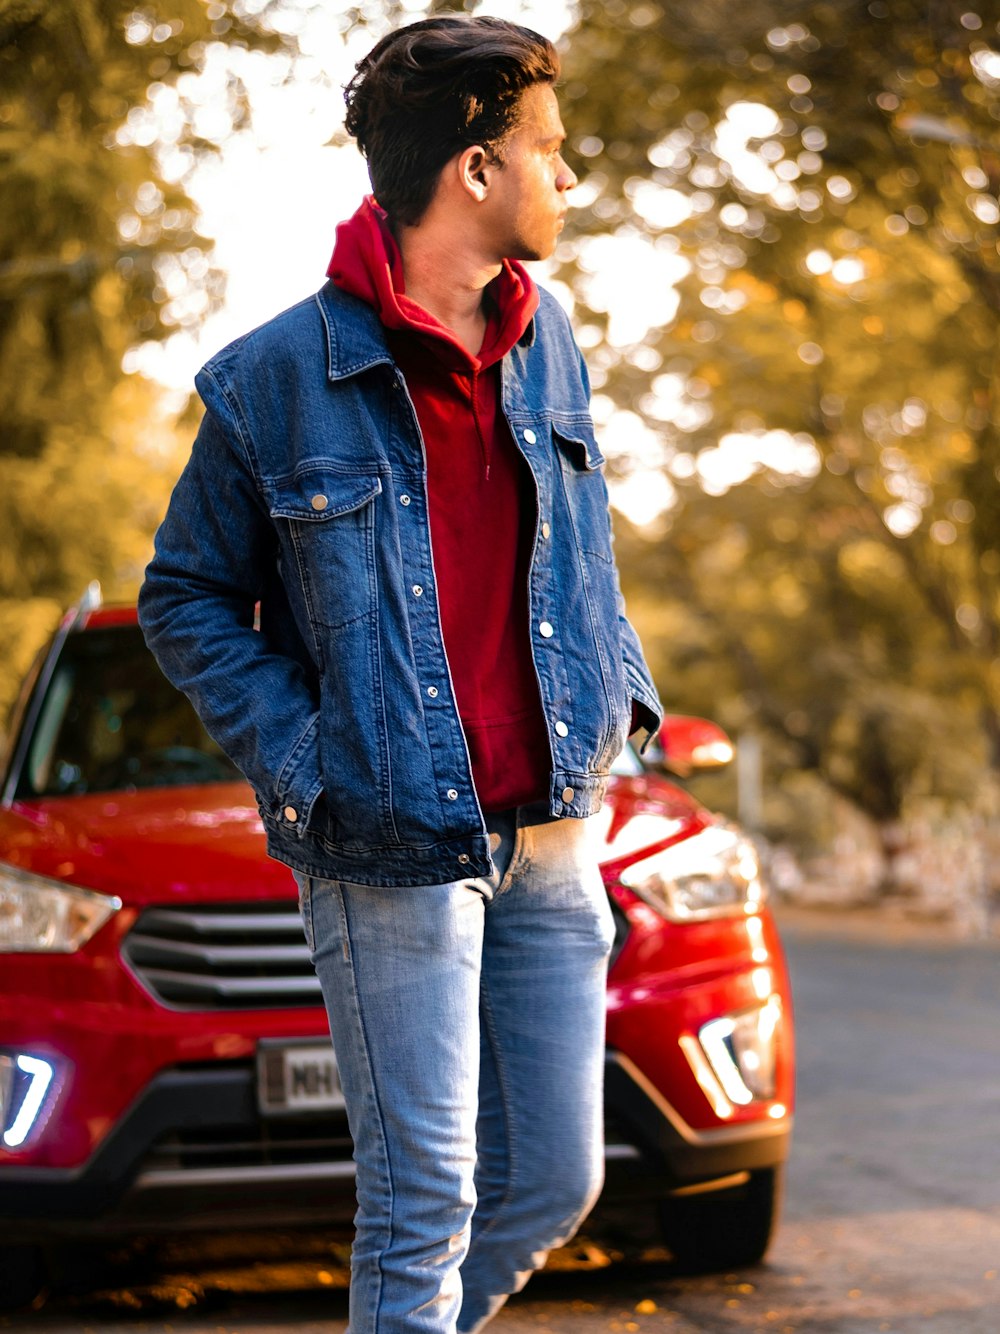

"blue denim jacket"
[138,281,662,886]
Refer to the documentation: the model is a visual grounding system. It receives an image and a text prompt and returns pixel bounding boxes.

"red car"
[0,590,794,1309]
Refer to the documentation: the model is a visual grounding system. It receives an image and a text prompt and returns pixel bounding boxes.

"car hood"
[3,784,291,903]
[2,773,710,905]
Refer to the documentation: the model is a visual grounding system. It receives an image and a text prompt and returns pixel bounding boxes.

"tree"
[557,0,1000,833]
[0,0,286,714]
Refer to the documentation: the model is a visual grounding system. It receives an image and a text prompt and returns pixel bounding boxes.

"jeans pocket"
[296,873,316,954]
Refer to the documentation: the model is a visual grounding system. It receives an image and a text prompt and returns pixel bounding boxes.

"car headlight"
[0,863,122,953]
[618,824,765,922]
[699,1000,781,1103]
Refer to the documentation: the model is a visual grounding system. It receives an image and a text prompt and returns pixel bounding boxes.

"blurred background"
[3,0,999,927]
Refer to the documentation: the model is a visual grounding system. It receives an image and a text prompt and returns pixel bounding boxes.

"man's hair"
[344,15,560,227]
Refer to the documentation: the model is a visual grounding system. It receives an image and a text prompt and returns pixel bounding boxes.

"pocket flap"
[552,422,605,471]
[268,472,382,522]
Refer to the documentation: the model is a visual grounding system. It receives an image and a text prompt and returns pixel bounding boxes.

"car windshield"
[16,624,243,798]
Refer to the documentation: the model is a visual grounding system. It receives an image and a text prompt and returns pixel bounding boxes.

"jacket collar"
[315,279,536,384]
[315,281,394,382]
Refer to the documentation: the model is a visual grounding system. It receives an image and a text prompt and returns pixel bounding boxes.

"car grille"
[121,902,322,1010]
[124,892,628,1011]
[144,1114,355,1172]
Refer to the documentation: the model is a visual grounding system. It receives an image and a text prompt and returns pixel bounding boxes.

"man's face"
[484,83,577,263]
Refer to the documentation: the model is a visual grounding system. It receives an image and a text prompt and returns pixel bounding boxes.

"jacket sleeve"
[137,382,323,830]
[573,339,663,753]
[611,517,663,752]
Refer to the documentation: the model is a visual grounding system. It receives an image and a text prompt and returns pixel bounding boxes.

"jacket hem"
[260,774,610,885]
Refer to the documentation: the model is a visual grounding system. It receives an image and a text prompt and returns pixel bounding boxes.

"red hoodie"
[328,197,552,812]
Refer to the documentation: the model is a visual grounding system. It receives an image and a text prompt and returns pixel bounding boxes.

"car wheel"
[0,1244,47,1312]
[657,1166,783,1271]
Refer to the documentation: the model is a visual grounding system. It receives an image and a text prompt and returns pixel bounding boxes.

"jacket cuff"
[273,714,323,836]
[626,680,663,755]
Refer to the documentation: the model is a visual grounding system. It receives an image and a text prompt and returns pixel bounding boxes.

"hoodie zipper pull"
[470,366,491,481]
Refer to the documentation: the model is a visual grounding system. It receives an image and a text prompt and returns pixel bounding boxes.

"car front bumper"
[0,1050,791,1240]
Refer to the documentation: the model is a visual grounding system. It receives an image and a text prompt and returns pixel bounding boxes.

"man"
[139,15,662,1333]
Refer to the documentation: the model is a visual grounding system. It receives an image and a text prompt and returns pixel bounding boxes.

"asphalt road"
[5,906,1000,1333]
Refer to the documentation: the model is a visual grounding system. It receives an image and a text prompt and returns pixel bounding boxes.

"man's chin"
[509,242,556,264]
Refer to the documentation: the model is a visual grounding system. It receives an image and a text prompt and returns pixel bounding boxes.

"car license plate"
[256,1039,345,1116]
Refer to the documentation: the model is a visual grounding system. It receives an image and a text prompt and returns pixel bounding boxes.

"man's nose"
[557,157,578,191]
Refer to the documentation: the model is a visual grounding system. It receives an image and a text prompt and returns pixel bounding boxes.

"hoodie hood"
[327,196,538,372]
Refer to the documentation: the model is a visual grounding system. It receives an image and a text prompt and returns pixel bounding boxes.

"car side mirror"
[646,714,735,778]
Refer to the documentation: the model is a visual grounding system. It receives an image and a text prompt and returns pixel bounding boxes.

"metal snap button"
[412,585,424,597]
[446,788,458,801]
[555,721,569,737]
[561,787,575,803]
[283,805,299,822]
[523,428,537,445]
[541,521,551,539]
[457,853,470,865]
[400,494,411,506]
[539,621,554,638]
[427,686,439,698]
[310,495,328,511]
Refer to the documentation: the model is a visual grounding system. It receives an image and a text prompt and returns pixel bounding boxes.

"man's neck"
[397,227,502,357]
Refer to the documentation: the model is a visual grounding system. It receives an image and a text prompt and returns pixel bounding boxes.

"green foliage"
[0,1,282,458]
[0,1,286,720]
[561,0,1000,826]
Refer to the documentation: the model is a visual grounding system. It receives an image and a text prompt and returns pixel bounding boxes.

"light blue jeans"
[296,806,614,1333]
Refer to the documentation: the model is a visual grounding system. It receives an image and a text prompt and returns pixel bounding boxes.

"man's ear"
[457,145,494,203]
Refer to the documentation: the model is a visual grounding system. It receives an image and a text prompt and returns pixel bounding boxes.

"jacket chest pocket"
[268,472,382,630]
[553,423,614,565]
